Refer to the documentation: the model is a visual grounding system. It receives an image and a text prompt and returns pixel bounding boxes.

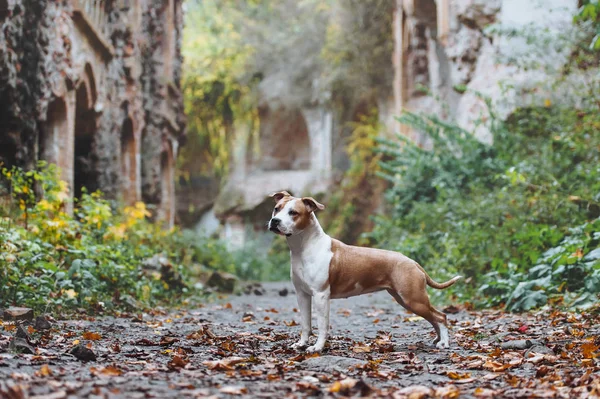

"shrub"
[369,106,600,308]
[0,163,236,312]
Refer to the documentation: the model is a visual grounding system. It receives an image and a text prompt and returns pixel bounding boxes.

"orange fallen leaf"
[284,320,298,327]
[474,387,498,397]
[168,355,189,370]
[446,371,472,380]
[91,365,123,376]
[435,385,460,399]
[352,344,371,353]
[82,331,102,340]
[581,342,599,359]
[36,364,53,377]
[328,378,357,393]
[203,356,248,371]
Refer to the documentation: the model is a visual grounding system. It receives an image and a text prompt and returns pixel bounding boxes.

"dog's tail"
[417,263,462,289]
[426,275,462,289]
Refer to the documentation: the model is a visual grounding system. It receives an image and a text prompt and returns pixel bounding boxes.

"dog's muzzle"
[269,218,291,236]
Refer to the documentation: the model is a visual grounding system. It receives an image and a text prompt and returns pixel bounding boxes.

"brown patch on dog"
[293,199,313,230]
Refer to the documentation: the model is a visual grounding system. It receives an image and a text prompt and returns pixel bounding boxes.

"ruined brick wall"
[0,0,73,170]
[0,0,185,223]
[140,0,185,213]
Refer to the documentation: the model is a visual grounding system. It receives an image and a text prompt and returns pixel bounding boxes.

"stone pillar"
[393,0,404,132]
[436,0,450,45]
[303,107,332,179]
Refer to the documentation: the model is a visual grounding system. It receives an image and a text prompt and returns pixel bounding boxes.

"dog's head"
[267,191,325,237]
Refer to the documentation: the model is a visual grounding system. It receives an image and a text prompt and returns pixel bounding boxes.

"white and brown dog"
[268,191,461,353]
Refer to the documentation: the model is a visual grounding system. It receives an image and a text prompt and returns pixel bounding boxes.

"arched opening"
[74,81,98,199]
[121,117,138,205]
[404,0,437,99]
[160,143,175,227]
[40,98,68,169]
[162,0,176,80]
[248,105,310,172]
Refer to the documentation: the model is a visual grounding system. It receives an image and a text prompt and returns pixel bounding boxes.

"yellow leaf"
[82,331,102,340]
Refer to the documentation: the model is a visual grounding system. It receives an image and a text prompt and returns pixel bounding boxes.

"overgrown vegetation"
[180,0,393,181]
[371,105,600,311]
[0,163,243,313]
[364,2,600,311]
[321,110,384,245]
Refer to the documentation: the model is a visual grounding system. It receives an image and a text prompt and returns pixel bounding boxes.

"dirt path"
[1,282,598,398]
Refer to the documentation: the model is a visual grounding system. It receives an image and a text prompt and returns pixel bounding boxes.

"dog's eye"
[274,207,281,213]
[289,210,298,216]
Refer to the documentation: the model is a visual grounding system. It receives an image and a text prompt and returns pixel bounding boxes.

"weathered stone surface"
[70,344,97,362]
[300,355,364,373]
[453,0,501,29]
[206,271,238,294]
[0,1,185,226]
[8,337,34,354]
[3,307,33,321]
[34,315,52,330]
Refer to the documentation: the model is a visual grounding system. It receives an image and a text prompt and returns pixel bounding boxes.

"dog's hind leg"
[387,288,449,348]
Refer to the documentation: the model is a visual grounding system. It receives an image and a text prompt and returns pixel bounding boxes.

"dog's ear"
[269,191,291,202]
[302,197,325,213]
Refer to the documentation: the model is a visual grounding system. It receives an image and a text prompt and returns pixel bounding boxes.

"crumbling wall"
[140,0,185,211]
[0,1,73,170]
[0,0,185,219]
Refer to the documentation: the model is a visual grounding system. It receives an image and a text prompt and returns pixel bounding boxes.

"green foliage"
[181,0,393,177]
[370,107,600,309]
[181,0,259,178]
[484,218,600,312]
[321,0,394,101]
[322,110,383,244]
[575,0,600,50]
[0,163,236,312]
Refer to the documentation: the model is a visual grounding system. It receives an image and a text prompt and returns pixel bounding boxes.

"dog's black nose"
[270,218,281,227]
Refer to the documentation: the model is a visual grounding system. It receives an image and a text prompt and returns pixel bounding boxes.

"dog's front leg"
[306,290,330,353]
[291,290,311,349]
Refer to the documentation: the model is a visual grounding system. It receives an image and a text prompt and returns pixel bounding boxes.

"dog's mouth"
[269,226,291,237]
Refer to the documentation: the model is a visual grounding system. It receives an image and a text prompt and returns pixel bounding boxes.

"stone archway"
[159,141,175,227]
[403,0,437,99]
[248,105,311,172]
[121,117,139,205]
[40,97,68,171]
[74,68,98,199]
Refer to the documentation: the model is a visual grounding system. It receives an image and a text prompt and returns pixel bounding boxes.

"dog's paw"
[435,341,449,349]
[291,341,308,350]
[305,344,323,354]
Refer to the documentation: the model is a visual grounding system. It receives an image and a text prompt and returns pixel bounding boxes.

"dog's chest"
[290,235,333,294]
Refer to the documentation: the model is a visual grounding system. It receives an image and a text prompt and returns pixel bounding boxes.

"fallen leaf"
[203,356,248,371]
[82,331,101,341]
[352,343,371,353]
[394,385,433,398]
[168,355,189,370]
[446,371,472,380]
[328,378,357,393]
[36,364,52,377]
[219,386,248,395]
[435,384,460,399]
[90,365,123,376]
[581,342,598,359]
[474,387,498,397]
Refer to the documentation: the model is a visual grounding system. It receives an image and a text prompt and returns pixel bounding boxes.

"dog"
[267,191,462,353]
